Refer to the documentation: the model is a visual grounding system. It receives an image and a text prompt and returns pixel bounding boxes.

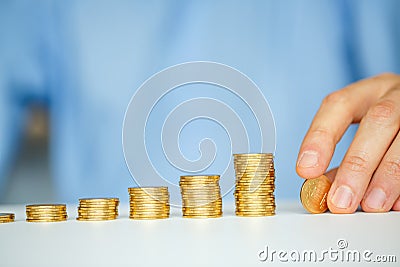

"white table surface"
[0,201,398,267]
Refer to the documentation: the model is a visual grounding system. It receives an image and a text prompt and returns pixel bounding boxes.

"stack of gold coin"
[77,198,119,221]
[128,187,170,219]
[233,153,276,216]
[180,175,222,218]
[0,213,15,223]
[26,204,67,222]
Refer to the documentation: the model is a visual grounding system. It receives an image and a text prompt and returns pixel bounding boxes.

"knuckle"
[309,128,335,146]
[310,128,330,138]
[382,158,400,182]
[373,72,400,88]
[365,100,397,125]
[322,91,347,107]
[342,153,370,174]
[375,72,397,80]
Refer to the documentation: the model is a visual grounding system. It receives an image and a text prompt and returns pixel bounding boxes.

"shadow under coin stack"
[77,198,119,221]
[0,213,15,223]
[128,187,170,219]
[26,204,68,222]
[233,153,276,216]
[180,175,223,218]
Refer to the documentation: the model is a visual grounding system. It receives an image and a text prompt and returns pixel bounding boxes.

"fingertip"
[296,150,326,179]
[327,183,358,214]
[361,202,390,213]
[296,167,325,179]
[360,187,389,213]
[297,150,319,169]
[328,201,358,214]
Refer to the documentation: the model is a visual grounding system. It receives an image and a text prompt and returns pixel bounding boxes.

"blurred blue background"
[0,0,399,204]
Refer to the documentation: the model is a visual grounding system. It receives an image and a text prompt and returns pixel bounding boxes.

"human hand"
[296,73,400,213]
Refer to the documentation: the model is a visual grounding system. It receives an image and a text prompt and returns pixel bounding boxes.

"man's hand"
[296,73,400,213]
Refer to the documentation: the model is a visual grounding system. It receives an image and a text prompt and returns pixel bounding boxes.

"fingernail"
[331,185,354,209]
[365,188,386,210]
[297,151,319,168]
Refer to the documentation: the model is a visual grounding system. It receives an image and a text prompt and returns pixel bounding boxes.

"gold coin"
[183,214,222,218]
[78,212,118,217]
[26,211,66,215]
[26,211,67,215]
[234,163,272,168]
[180,175,220,178]
[26,218,67,222]
[234,161,273,165]
[77,214,118,218]
[181,195,221,200]
[27,216,68,220]
[130,207,169,210]
[182,211,222,215]
[78,213,118,217]
[130,215,169,220]
[182,208,222,212]
[130,194,169,199]
[79,197,119,201]
[130,205,169,208]
[76,217,117,221]
[77,215,118,219]
[0,220,14,223]
[78,201,118,205]
[130,201,168,205]
[130,202,169,206]
[130,212,169,216]
[26,206,66,210]
[130,211,169,215]
[233,153,273,157]
[128,187,169,199]
[26,204,66,208]
[128,186,168,191]
[0,213,15,223]
[78,207,117,211]
[0,213,15,217]
[300,174,331,214]
[236,212,275,217]
[79,199,119,204]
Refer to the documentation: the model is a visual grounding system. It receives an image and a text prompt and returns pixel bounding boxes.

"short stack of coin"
[128,187,170,219]
[77,198,119,221]
[0,213,15,223]
[233,153,276,216]
[180,175,222,218]
[26,204,67,222]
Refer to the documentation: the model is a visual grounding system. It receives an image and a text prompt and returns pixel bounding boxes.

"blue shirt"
[0,0,399,202]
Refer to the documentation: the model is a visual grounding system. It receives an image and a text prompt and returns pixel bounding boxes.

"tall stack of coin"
[180,175,222,218]
[77,198,119,221]
[0,213,15,223]
[26,204,68,222]
[128,187,170,219]
[233,153,276,216]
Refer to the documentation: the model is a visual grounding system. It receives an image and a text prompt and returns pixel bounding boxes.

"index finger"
[296,75,390,179]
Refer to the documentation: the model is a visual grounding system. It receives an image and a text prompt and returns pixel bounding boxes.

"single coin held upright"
[300,175,332,214]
